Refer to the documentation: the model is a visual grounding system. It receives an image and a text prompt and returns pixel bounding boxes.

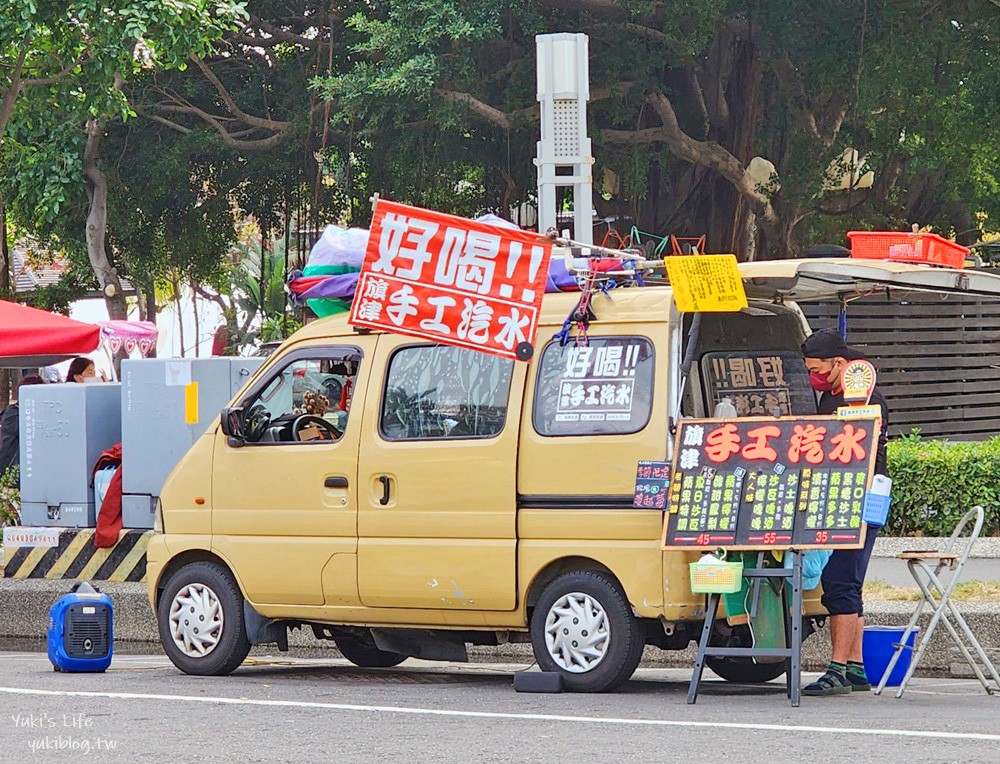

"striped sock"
[847,661,868,680]
[828,661,847,677]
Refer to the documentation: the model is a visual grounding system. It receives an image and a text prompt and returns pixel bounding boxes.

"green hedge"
[887,434,1000,536]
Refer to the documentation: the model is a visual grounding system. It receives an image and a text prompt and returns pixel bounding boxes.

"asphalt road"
[2,651,999,764]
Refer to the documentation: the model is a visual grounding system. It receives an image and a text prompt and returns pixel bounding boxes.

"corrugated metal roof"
[11,244,134,295]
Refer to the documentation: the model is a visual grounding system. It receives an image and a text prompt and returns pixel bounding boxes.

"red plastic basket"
[847,231,969,269]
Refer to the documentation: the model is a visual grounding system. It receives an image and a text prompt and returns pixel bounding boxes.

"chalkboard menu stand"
[686,552,804,707]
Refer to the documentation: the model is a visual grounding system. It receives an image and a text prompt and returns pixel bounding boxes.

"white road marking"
[0,686,997,742]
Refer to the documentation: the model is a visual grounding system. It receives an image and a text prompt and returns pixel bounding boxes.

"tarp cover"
[0,299,101,367]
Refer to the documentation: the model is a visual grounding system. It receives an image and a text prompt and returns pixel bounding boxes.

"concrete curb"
[3,580,996,675]
[873,536,1000,558]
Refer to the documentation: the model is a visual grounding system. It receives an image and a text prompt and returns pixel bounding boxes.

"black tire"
[157,561,251,676]
[530,570,645,693]
[334,632,407,668]
[705,656,787,684]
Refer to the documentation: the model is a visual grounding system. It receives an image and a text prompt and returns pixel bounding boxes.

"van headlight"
[153,498,164,533]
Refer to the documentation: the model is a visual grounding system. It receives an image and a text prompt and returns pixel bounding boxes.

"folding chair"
[874,506,1000,698]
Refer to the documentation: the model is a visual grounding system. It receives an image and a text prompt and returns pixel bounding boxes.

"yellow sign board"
[664,255,748,313]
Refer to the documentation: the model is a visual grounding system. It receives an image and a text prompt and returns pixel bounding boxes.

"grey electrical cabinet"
[120,357,265,528]
[19,383,122,528]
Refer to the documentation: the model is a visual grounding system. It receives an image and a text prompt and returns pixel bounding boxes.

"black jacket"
[0,403,19,472]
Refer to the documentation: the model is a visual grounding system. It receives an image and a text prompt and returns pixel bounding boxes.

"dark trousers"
[820,526,879,617]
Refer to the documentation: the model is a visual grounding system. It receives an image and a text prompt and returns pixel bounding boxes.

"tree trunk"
[145,280,157,358]
[192,281,200,357]
[756,205,800,260]
[0,192,9,298]
[606,30,762,259]
[0,193,10,407]
[173,276,185,358]
[83,119,127,321]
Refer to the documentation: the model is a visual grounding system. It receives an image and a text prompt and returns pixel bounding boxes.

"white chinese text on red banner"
[349,200,553,361]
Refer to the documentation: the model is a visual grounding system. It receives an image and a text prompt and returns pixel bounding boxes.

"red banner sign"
[349,200,553,361]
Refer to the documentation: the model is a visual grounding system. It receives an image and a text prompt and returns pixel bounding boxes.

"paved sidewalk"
[868,557,998,587]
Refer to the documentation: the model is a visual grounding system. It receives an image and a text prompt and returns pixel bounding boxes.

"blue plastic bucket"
[862,625,920,687]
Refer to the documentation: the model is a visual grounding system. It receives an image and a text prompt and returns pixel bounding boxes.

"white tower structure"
[534,33,594,245]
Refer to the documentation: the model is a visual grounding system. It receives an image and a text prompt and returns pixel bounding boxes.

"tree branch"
[621,23,695,63]
[771,55,825,145]
[535,0,632,16]
[814,188,872,216]
[247,15,322,49]
[22,51,88,86]
[771,55,847,148]
[436,90,534,129]
[608,90,778,223]
[602,127,672,145]
[136,110,193,134]
[688,67,711,139]
[146,99,292,150]
[192,282,229,311]
[191,56,291,131]
[435,81,636,130]
[0,43,27,139]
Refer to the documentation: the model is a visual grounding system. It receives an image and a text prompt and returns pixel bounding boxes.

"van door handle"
[378,475,391,506]
[324,476,349,489]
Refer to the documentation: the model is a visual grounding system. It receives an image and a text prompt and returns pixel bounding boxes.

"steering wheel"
[243,404,271,442]
[291,414,342,442]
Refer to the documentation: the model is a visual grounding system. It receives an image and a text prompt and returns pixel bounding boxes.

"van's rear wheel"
[530,571,644,692]
[334,632,406,668]
[705,656,787,684]
[158,561,251,676]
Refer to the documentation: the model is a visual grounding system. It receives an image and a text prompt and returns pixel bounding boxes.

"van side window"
[533,337,655,436]
[381,345,513,440]
[241,352,360,444]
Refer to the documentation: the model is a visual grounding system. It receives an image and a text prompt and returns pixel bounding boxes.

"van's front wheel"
[530,571,644,692]
[157,561,251,676]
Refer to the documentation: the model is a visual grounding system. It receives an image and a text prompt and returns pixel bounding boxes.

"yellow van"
[147,257,1000,691]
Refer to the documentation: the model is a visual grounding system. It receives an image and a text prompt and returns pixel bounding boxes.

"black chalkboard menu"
[700,351,817,417]
[659,416,879,550]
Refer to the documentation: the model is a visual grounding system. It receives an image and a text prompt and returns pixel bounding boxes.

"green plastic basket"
[689,560,744,594]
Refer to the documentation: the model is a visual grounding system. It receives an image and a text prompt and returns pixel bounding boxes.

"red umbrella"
[0,299,102,367]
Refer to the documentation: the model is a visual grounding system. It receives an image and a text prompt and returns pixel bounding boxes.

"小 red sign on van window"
[349,199,553,361]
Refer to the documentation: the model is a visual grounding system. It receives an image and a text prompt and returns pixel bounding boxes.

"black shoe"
[803,670,852,696]
[847,673,872,692]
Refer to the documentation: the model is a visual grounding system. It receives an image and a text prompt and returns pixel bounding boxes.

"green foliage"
[104,127,235,291]
[887,434,1000,536]
[27,261,95,314]
[0,0,248,300]
[217,236,300,350]
[0,466,20,527]
[313,0,1000,251]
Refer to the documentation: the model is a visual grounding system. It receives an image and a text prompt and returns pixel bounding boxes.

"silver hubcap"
[543,592,610,673]
[168,583,224,658]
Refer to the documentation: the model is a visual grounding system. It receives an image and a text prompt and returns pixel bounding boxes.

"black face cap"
[801,328,865,360]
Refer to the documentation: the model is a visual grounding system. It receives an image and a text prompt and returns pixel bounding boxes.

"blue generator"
[48,582,114,672]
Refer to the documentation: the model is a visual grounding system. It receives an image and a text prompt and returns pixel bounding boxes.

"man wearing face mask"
[800,328,889,696]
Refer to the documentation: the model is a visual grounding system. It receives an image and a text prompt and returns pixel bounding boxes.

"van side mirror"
[220,406,245,446]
